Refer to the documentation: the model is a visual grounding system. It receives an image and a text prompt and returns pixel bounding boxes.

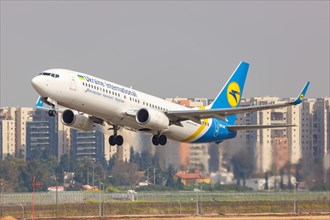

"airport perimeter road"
[125,215,329,220]
[2,214,329,220]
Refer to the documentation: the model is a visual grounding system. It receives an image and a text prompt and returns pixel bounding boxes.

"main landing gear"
[152,133,167,146]
[109,125,124,146]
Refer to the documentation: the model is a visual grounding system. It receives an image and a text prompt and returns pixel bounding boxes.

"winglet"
[35,96,45,108]
[291,81,310,105]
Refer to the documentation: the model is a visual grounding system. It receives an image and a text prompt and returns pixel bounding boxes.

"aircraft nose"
[31,76,45,95]
[31,76,40,89]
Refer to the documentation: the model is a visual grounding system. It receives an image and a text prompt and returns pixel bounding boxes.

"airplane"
[31,62,310,146]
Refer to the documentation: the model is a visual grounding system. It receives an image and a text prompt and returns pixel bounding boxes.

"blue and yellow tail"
[208,61,249,125]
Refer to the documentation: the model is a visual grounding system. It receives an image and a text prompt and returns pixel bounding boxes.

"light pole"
[195,187,199,215]
[0,177,4,216]
[87,168,89,185]
[99,181,104,217]
[200,182,203,215]
[92,166,95,190]
[293,182,299,214]
[55,171,58,217]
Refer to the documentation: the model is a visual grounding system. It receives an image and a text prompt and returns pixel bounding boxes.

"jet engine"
[61,109,94,131]
[136,108,169,130]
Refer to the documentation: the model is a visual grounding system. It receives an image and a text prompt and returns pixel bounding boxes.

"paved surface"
[125,215,329,220]
[1,214,330,220]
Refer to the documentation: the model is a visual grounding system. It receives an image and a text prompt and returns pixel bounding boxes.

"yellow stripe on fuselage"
[182,106,209,142]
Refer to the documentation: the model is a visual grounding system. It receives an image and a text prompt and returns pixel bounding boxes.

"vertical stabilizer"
[209,61,249,125]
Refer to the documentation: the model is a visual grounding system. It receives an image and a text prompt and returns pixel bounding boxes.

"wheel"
[152,135,159,146]
[109,135,116,146]
[159,135,167,145]
[48,110,56,117]
[115,135,124,146]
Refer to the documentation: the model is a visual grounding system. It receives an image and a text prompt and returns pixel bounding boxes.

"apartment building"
[0,107,16,158]
[15,107,33,158]
[26,109,58,159]
[234,97,300,174]
[301,98,330,165]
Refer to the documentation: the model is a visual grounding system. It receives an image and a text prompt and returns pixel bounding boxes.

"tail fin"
[209,61,249,125]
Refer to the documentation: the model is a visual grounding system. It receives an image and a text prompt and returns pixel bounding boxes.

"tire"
[115,135,124,146]
[109,135,116,146]
[152,135,159,146]
[159,135,167,145]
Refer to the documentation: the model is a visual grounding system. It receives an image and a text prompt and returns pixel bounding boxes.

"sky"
[1,1,329,107]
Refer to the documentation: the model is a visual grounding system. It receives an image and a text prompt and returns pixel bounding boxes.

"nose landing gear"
[48,109,57,117]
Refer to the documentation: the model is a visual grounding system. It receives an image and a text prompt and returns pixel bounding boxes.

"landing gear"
[109,135,123,146]
[152,133,167,146]
[109,125,124,146]
[48,109,57,117]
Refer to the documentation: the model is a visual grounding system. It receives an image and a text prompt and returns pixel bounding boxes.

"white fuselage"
[31,69,216,143]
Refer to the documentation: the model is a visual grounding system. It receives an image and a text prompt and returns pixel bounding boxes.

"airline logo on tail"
[300,94,304,101]
[227,82,241,107]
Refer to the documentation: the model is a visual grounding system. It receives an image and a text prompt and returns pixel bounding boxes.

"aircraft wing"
[227,124,295,131]
[166,82,310,124]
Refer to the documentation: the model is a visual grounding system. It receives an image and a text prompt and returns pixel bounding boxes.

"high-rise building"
[156,140,181,170]
[190,144,210,173]
[71,129,104,162]
[26,109,58,160]
[301,98,330,166]
[165,98,212,172]
[15,107,33,158]
[0,107,17,158]
[0,120,15,158]
[233,97,300,174]
[273,137,289,174]
[301,99,315,164]
[57,112,71,160]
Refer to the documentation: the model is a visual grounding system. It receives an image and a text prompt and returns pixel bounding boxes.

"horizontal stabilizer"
[228,124,295,131]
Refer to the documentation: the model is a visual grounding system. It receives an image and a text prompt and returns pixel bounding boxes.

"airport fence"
[1,191,329,218]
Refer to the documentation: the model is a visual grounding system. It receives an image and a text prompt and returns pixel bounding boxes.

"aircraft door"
[70,73,77,91]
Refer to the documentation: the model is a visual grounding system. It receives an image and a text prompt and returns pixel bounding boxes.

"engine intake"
[136,108,169,131]
[61,109,94,131]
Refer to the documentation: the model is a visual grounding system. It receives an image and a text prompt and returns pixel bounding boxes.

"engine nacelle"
[136,108,169,131]
[61,109,94,131]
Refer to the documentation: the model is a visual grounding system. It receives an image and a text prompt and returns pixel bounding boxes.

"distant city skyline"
[1,97,329,176]
[1,1,329,107]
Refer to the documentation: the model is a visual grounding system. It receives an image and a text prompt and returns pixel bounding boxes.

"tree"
[110,161,140,186]
[176,177,184,190]
[108,153,118,172]
[264,172,269,190]
[59,153,72,172]
[165,165,175,187]
[280,169,284,190]
[139,150,153,171]
[231,148,254,181]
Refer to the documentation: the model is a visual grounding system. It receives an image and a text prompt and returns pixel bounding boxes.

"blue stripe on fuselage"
[192,118,237,143]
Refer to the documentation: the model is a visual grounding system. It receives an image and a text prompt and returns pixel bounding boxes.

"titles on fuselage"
[83,75,137,97]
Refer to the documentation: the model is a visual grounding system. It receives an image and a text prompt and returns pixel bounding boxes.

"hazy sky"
[1,1,329,107]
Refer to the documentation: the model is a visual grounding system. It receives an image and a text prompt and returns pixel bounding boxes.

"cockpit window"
[39,72,59,78]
